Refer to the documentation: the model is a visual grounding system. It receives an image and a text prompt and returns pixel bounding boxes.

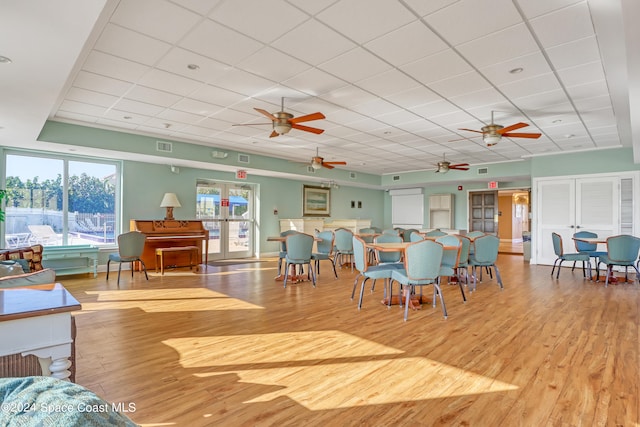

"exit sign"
[488,181,498,189]
[236,170,247,180]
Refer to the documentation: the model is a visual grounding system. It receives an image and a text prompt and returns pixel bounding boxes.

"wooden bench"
[155,246,200,275]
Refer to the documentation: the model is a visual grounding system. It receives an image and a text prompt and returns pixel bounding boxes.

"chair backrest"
[370,227,382,233]
[457,235,471,267]
[410,232,425,242]
[424,229,447,237]
[382,228,400,236]
[436,235,462,269]
[374,233,402,263]
[473,235,500,263]
[605,235,640,263]
[117,231,146,258]
[573,230,598,252]
[551,232,564,257]
[334,228,354,252]
[352,235,369,273]
[315,230,334,255]
[402,229,419,242]
[359,227,375,234]
[467,231,485,239]
[285,233,314,262]
[280,229,299,252]
[404,240,443,281]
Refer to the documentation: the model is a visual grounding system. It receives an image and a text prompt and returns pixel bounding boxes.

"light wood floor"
[60,255,639,426]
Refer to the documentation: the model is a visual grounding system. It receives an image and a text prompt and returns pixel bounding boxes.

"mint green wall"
[531,147,640,177]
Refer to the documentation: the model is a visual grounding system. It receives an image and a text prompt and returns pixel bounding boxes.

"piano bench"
[155,246,200,275]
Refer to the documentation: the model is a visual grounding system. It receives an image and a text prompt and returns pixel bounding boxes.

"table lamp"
[160,193,181,220]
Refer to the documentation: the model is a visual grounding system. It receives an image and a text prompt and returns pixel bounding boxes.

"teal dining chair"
[106,231,149,286]
[436,235,466,303]
[596,234,640,287]
[277,230,299,278]
[468,234,503,291]
[351,236,398,310]
[283,232,315,288]
[455,235,472,285]
[373,233,403,267]
[390,239,445,321]
[551,232,591,280]
[410,232,425,242]
[572,231,607,272]
[402,229,420,242]
[424,229,447,237]
[334,228,354,272]
[311,230,338,279]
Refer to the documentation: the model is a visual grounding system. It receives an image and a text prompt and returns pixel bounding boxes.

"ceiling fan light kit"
[456,111,542,146]
[233,97,325,138]
[483,134,502,146]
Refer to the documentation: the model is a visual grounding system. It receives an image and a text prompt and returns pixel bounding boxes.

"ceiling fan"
[435,154,469,173]
[234,97,325,138]
[455,111,541,146]
[309,147,347,170]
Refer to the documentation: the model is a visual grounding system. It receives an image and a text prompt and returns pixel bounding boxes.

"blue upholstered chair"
[402,228,420,242]
[278,229,299,278]
[468,234,503,291]
[283,232,315,288]
[410,232,425,242]
[551,232,591,280]
[351,236,397,310]
[373,233,403,266]
[596,234,640,287]
[572,231,607,272]
[436,235,466,303]
[456,235,472,285]
[334,228,354,272]
[107,231,149,286]
[390,239,445,321]
[311,230,338,279]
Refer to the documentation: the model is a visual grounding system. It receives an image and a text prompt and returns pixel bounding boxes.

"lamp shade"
[484,134,501,146]
[160,193,181,208]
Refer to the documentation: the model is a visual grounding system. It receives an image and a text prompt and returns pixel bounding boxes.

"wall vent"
[392,175,400,181]
[477,167,489,175]
[156,141,172,153]
[349,172,357,179]
[238,154,250,164]
[306,166,316,173]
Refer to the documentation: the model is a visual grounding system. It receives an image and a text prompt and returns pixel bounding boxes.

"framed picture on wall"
[303,185,331,217]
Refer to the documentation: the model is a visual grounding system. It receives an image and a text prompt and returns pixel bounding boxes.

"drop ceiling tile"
[103,109,151,125]
[111,0,202,43]
[565,79,609,100]
[138,69,203,96]
[479,51,553,87]
[544,36,601,70]
[401,49,473,85]
[456,24,540,69]
[155,48,232,84]
[271,20,356,66]
[325,85,379,109]
[188,84,246,108]
[557,61,606,88]
[376,109,424,126]
[357,69,422,98]
[157,108,207,125]
[94,24,172,66]
[402,0,460,17]
[350,98,400,116]
[209,69,277,98]
[282,68,348,97]
[386,86,442,109]
[429,71,492,99]
[318,0,416,44]
[424,0,522,45]
[365,21,448,67]
[112,98,166,117]
[72,71,134,97]
[411,99,459,119]
[211,0,308,43]
[498,73,562,99]
[237,47,313,82]
[518,0,585,19]
[529,2,594,49]
[171,0,220,15]
[65,87,119,108]
[572,94,613,112]
[449,88,509,110]
[319,48,393,83]
[54,111,98,124]
[125,86,183,108]
[58,100,109,117]
[172,98,223,116]
[180,19,263,66]
[82,51,150,83]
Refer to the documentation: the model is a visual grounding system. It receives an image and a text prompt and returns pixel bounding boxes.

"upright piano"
[130,220,209,270]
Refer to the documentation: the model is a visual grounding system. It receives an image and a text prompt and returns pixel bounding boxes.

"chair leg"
[434,280,448,319]
[106,260,111,279]
[556,260,564,279]
[604,265,612,287]
[331,258,338,279]
[493,265,503,290]
[358,277,369,310]
[403,284,413,321]
[309,262,316,287]
[117,263,122,286]
[283,262,290,288]
[139,260,149,280]
[351,274,362,300]
[131,262,134,277]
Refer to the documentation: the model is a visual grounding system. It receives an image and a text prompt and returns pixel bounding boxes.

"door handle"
[569,225,575,228]
[575,225,581,229]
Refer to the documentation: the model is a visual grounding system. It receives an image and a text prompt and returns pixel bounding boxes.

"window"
[3,151,120,248]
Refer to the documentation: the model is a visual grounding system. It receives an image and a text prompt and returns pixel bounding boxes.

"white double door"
[534,176,619,265]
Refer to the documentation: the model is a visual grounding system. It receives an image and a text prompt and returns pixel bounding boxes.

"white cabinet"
[534,175,620,265]
[323,219,371,233]
[429,194,454,229]
[279,219,324,235]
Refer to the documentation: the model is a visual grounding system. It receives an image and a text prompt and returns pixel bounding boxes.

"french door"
[196,180,254,260]
[469,191,498,234]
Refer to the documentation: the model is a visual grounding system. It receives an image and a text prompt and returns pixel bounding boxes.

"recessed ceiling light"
[552,119,562,123]
[0,56,12,64]
[123,116,132,120]
[187,64,200,70]
[509,67,523,74]
[383,131,391,135]
[564,134,575,138]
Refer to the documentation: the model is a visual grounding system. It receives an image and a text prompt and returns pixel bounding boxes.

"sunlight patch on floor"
[165,331,403,366]
[81,289,263,312]
[165,331,516,410]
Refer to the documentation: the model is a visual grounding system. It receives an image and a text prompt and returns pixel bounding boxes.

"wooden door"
[469,191,498,234]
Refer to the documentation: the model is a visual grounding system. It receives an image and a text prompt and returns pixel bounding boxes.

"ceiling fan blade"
[450,163,469,168]
[254,108,277,121]
[501,132,541,139]
[290,112,325,124]
[459,128,484,134]
[498,122,529,134]
[269,130,279,138]
[321,163,335,169]
[323,161,347,166]
[450,166,469,171]
[291,123,324,134]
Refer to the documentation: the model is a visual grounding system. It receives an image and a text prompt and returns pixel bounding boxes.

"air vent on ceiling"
[349,172,357,179]
[392,175,400,181]
[156,141,172,153]
[238,154,250,164]
[478,167,489,175]
[306,166,316,173]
